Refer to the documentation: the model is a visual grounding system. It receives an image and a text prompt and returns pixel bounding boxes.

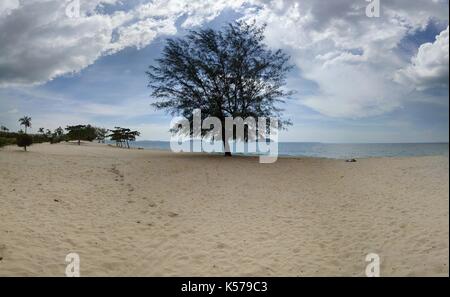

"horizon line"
[133,140,450,145]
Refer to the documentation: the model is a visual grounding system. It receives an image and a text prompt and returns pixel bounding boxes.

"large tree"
[108,127,140,149]
[146,21,292,156]
[65,125,97,145]
[16,134,32,151]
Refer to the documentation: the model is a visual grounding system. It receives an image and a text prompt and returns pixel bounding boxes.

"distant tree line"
[0,116,140,151]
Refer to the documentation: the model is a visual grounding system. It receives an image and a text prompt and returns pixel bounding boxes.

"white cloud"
[0,1,116,87]
[0,0,247,87]
[0,0,19,16]
[241,0,449,117]
[395,26,449,91]
[0,0,448,120]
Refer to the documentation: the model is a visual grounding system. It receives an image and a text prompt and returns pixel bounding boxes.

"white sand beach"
[0,142,448,276]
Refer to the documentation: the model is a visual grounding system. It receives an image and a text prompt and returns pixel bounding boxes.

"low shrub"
[0,137,16,147]
[16,134,33,151]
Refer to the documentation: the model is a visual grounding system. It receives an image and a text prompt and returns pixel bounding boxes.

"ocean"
[124,141,449,159]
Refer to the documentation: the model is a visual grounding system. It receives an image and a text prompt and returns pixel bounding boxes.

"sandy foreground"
[0,142,448,276]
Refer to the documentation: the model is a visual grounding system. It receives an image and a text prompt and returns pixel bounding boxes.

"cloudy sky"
[0,0,448,142]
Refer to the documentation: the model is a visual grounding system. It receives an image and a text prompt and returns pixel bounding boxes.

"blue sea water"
[126,141,449,159]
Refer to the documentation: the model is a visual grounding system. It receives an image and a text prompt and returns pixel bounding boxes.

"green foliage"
[49,127,66,144]
[65,124,97,145]
[55,127,64,137]
[0,137,16,147]
[0,131,49,144]
[32,134,48,144]
[95,127,109,143]
[108,127,140,148]
[0,130,55,145]
[16,133,33,151]
[0,131,15,139]
[0,131,18,147]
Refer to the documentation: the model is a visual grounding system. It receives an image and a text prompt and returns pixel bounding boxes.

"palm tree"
[18,116,32,134]
[38,127,45,134]
[0,125,9,132]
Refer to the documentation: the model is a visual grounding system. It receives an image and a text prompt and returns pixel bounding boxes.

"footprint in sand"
[216,242,228,249]
[0,244,6,261]
[167,211,179,218]
[109,165,125,183]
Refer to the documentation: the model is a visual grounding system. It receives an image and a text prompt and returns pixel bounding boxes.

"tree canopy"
[65,125,97,145]
[16,133,32,151]
[95,127,109,143]
[109,127,140,149]
[19,116,32,133]
[146,21,293,155]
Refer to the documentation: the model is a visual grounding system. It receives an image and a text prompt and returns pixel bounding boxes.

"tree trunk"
[24,146,27,152]
[222,124,232,157]
[78,139,81,145]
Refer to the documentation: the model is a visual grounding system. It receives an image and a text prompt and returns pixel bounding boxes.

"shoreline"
[100,142,449,161]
